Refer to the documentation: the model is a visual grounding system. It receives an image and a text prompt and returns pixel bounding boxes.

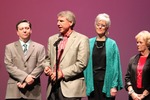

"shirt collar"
[19,39,30,47]
[61,31,72,38]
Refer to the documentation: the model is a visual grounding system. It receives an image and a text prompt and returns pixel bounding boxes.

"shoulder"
[105,38,119,51]
[47,34,59,42]
[49,34,59,39]
[6,41,18,47]
[73,31,89,39]
[130,54,139,60]
[89,37,96,41]
[31,41,44,48]
[106,38,116,44]
[6,42,14,47]
[128,54,140,65]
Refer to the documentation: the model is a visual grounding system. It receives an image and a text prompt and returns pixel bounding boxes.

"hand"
[110,88,117,97]
[51,69,63,81]
[131,92,141,100]
[44,66,52,76]
[138,94,145,100]
[25,75,35,85]
[17,82,27,88]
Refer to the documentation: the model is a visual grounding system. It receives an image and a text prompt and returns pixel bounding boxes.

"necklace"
[95,41,105,48]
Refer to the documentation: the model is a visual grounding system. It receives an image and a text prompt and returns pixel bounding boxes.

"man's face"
[17,22,32,42]
[57,16,72,34]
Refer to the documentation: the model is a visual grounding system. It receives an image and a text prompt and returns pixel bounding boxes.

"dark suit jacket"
[4,40,46,99]
[125,54,150,93]
[43,31,89,98]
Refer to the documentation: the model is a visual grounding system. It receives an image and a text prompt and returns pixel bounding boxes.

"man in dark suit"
[4,19,46,100]
[43,10,89,100]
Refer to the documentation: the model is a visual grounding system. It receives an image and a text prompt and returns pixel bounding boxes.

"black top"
[92,41,106,81]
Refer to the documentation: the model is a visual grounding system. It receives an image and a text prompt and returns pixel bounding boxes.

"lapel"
[15,41,25,61]
[59,31,77,62]
[131,54,150,75]
[53,34,60,65]
[132,54,140,70]
[24,40,35,62]
[143,54,150,70]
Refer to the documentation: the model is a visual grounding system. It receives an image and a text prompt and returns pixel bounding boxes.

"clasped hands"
[44,66,63,82]
[17,75,35,88]
[131,92,146,100]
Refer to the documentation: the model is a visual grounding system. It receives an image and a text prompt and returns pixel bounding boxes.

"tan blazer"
[43,31,89,98]
[4,40,46,99]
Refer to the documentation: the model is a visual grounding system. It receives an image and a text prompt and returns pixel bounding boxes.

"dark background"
[0,0,149,100]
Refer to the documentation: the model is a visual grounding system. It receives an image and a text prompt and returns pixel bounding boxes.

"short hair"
[57,10,76,29]
[95,13,111,27]
[135,30,150,48]
[95,13,111,35]
[16,19,32,30]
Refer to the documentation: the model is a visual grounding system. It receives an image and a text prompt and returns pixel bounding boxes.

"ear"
[69,21,73,26]
[30,30,32,34]
[105,27,109,32]
[17,31,19,36]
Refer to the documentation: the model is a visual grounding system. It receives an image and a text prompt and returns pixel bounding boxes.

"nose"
[57,21,60,26]
[23,28,27,33]
[99,25,103,29]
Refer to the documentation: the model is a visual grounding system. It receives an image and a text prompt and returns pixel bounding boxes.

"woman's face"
[136,37,148,52]
[95,20,108,36]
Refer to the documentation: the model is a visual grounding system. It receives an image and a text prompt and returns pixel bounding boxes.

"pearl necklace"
[95,41,105,48]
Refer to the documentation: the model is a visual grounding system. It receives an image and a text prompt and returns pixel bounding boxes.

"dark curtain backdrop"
[0,0,150,100]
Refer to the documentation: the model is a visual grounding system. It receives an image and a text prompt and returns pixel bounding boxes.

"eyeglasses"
[96,23,107,28]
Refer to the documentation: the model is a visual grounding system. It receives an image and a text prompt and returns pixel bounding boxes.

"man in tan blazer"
[43,11,89,100]
[4,19,46,100]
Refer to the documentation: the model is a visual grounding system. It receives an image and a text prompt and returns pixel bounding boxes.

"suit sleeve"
[30,45,46,78]
[4,45,28,83]
[125,57,134,91]
[42,37,52,68]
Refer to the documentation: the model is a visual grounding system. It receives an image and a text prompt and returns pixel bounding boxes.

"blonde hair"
[57,10,76,29]
[135,30,150,47]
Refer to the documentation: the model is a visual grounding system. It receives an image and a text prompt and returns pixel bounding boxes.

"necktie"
[23,44,27,53]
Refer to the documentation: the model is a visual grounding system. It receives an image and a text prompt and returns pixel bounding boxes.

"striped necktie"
[23,44,27,53]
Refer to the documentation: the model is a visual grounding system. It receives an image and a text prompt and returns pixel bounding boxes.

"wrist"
[128,89,135,95]
[58,68,64,78]
[142,94,146,97]
[24,81,28,85]
[60,70,64,78]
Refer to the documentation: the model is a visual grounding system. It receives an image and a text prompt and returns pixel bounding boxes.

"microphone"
[53,36,63,46]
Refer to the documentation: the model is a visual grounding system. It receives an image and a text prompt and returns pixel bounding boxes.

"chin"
[59,30,64,33]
